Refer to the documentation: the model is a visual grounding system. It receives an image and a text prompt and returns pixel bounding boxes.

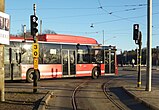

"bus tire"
[91,67,99,79]
[26,69,39,83]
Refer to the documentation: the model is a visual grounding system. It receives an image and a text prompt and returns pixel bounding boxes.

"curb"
[122,87,159,110]
[38,91,54,110]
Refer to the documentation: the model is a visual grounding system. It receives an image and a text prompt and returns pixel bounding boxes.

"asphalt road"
[5,69,157,110]
[41,71,150,110]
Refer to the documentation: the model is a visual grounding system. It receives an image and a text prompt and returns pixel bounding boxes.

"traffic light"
[30,15,38,36]
[133,24,139,40]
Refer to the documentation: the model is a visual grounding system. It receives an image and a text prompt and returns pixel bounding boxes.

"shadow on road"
[109,87,149,110]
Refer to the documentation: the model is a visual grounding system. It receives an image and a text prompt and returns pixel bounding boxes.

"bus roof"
[38,34,98,44]
[10,36,33,41]
[10,34,98,45]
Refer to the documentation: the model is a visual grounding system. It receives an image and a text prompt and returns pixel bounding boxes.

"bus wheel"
[92,67,99,79]
[26,69,39,83]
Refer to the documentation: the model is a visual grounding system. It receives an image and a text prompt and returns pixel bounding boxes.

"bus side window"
[91,49,103,64]
[77,45,91,64]
[21,43,33,64]
[43,43,61,64]
[95,50,104,63]
[90,50,96,63]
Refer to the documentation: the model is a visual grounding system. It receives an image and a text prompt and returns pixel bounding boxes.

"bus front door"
[62,50,76,76]
[105,50,115,74]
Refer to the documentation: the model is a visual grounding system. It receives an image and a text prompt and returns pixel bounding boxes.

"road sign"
[0,12,10,45]
[32,43,39,57]
[34,58,38,70]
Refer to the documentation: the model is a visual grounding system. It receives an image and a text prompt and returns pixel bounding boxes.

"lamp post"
[23,25,26,41]
[104,36,116,44]
[103,30,104,46]
[146,0,152,92]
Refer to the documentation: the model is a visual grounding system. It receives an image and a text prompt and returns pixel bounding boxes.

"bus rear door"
[104,50,115,74]
[62,50,76,76]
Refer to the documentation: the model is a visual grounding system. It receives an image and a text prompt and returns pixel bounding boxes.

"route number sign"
[32,43,39,57]
[34,58,38,70]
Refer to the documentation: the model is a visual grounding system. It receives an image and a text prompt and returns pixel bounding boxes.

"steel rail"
[72,80,89,110]
[102,79,127,110]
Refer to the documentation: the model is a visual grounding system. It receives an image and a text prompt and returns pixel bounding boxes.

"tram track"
[72,79,90,110]
[71,77,125,110]
[101,76,150,110]
[6,77,149,110]
[102,79,127,110]
[7,78,126,110]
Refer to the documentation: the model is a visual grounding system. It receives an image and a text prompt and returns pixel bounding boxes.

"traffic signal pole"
[133,24,142,88]
[138,32,142,87]
[31,4,39,93]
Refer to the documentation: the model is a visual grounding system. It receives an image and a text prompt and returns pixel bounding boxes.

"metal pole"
[33,4,37,93]
[109,50,111,73]
[145,0,152,91]
[157,47,159,66]
[103,30,104,46]
[23,25,26,41]
[0,0,5,102]
[40,20,42,35]
[0,45,5,101]
[137,32,142,87]
[136,47,138,71]
[33,4,36,16]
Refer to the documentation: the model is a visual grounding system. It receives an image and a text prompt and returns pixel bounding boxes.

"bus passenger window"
[41,43,61,64]
[91,49,103,64]
[95,50,103,63]
[21,43,33,64]
[77,49,90,64]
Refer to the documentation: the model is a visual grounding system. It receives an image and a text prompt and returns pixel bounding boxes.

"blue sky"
[5,0,159,52]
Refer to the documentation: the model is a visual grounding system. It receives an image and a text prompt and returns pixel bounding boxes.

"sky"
[5,0,159,52]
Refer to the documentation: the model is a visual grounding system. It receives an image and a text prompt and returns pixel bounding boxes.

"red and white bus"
[4,34,118,82]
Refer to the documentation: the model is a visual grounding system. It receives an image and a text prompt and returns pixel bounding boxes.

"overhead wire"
[6,7,98,11]
[108,7,145,14]
[8,1,159,35]
[96,0,145,24]
[91,14,147,24]
[95,0,159,29]
[6,2,152,11]
[94,0,159,40]
[10,5,148,22]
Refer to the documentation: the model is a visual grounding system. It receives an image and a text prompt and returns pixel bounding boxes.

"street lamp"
[90,23,94,28]
[23,25,26,41]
